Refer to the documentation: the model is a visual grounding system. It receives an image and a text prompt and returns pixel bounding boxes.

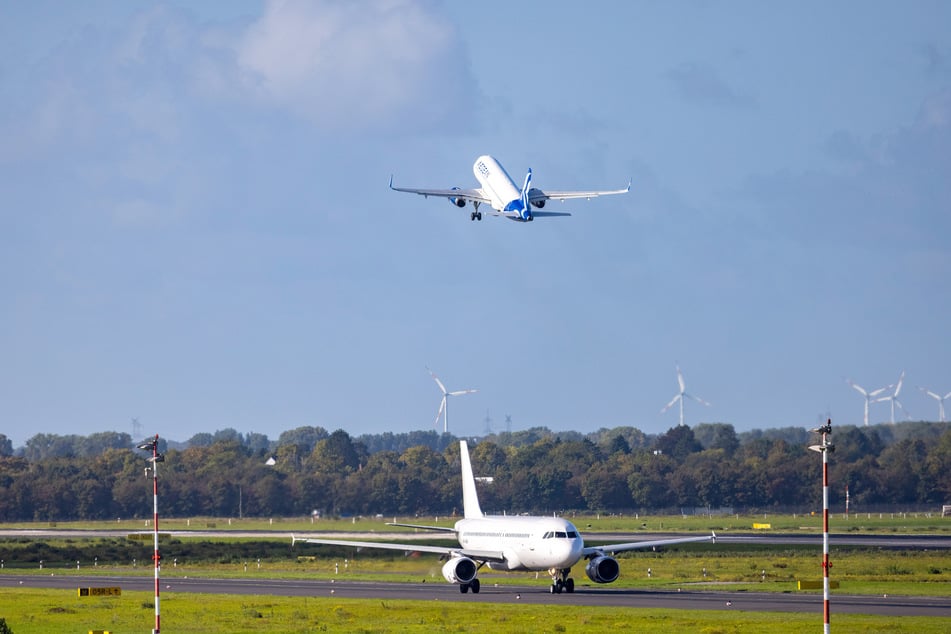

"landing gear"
[549,568,575,594]
[470,211,482,221]
[460,578,481,594]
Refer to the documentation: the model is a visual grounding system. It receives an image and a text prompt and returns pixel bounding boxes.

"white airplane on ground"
[389,155,630,222]
[293,441,716,595]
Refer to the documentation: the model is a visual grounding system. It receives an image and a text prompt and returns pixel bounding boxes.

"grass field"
[2,515,950,632]
[3,510,949,534]
[2,588,950,634]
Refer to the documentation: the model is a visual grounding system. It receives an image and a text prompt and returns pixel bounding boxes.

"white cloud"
[232,0,477,133]
[0,0,483,237]
[1,1,476,169]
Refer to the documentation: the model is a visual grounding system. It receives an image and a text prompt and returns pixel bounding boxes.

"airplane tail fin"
[520,168,532,212]
[460,441,484,519]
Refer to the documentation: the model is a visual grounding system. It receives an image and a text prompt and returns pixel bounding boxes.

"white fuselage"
[455,515,584,571]
[472,155,522,212]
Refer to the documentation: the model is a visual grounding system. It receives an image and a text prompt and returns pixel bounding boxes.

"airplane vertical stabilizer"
[460,441,484,519]
[520,169,533,218]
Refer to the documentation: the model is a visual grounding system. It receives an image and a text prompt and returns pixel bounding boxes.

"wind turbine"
[660,364,710,427]
[875,371,911,424]
[428,368,477,434]
[918,386,951,423]
[846,378,890,426]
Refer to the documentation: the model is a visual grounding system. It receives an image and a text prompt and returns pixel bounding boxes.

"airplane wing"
[529,181,631,204]
[293,536,507,564]
[582,531,716,556]
[389,177,491,206]
[386,522,457,533]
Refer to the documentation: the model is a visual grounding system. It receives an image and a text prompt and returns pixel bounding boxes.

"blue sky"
[2,1,949,447]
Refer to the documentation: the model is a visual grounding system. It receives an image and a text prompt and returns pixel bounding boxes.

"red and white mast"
[138,435,164,634]
[809,420,834,634]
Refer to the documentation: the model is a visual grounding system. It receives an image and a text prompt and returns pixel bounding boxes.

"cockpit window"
[544,530,579,539]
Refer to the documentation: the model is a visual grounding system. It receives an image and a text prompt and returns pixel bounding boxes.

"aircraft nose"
[572,538,583,557]
[557,539,583,567]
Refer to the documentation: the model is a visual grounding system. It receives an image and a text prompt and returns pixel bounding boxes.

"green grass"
[1,588,949,634]
[2,517,950,633]
[4,511,949,534]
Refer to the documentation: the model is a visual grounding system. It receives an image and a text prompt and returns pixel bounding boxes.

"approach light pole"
[809,419,834,634]
[137,435,165,634]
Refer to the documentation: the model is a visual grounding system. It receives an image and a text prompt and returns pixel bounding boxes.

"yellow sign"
[752,523,772,529]
[78,587,122,597]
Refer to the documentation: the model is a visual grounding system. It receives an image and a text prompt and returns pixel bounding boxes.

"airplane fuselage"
[472,155,524,215]
[455,515,584,571]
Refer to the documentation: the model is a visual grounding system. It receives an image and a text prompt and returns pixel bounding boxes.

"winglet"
[625,179,632,193]
[388,174,394,189]
[711,530,717,544]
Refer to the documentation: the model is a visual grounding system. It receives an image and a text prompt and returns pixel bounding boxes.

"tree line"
[0,422,950,522]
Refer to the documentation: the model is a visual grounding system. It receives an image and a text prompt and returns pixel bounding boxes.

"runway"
[3,573,950,617]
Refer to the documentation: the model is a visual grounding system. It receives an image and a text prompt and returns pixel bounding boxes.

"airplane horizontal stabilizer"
[528,211,572,218]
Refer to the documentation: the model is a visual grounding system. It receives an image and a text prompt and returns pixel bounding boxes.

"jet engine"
[449,186,466,208]
[585,555,620,584]
[528,188,545,208]
[442,556,478,584]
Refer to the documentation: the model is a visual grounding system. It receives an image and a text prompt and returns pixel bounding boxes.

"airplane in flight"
[389,155,630,222]
[293,441,716,595]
